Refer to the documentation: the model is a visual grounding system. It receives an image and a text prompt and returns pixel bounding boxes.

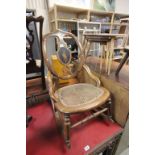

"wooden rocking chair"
[42,30,113,148]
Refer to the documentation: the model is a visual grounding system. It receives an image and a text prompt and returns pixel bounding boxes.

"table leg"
[99,44,104,75]
[83,39,88,56]
[115,50,129,76]
[108,38,115,75]
[85,41,91,58]
[105,42,110,73]
[64,114,71,148]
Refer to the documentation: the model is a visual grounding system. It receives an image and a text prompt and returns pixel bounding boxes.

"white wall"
[26,0,50,34]
[115,0,129,14]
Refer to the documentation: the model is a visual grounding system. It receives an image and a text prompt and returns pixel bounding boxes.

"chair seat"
[55,83,110,113]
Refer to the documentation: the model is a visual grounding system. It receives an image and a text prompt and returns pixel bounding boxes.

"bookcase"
[89,10,114,33]
[48,4,129,59]
[49,5,88,33]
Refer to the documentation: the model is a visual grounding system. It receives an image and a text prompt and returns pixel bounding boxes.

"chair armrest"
[45,72,58,102]
[82,64,101,87]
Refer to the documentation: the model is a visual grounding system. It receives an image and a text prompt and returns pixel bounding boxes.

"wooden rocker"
[42,30,113,148]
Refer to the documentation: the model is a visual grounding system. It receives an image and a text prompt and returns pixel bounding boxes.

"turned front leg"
[108,98,114,123]
[63,114,71,148]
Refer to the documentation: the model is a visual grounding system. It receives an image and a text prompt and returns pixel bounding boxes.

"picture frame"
[91,0,115,11]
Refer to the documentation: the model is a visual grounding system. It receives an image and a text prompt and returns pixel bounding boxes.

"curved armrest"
[83,64,101,87]
[46,72,58,102]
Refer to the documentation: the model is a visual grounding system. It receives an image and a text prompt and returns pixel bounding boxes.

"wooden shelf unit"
[48,4,129,58]
[48,4,129,33]
[49,4,89,30]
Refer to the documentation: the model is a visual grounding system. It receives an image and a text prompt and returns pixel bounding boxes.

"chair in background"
[26,15,48,107]
[115,45,129,76]
[26,15,46,127]
[114,18,129,75]
[26,15,46,89]
[43,30,114,148]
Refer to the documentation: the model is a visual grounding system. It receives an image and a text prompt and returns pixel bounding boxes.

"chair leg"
[108,98,114,123]
[26,114,32,127]
[51,102,63,131]
[115,50,129,76]
[63,114,71,148]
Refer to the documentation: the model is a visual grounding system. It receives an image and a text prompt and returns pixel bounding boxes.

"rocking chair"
[42,30,113,148]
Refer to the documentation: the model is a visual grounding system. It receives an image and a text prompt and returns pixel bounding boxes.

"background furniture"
[48,4,128,33]
[115,46,129,76]
[113,18,129,60]
[114,18,129,75]
[48,4,129,59]
[26,14,48,106]
[26,15,45,89]
[77,21,101,56]
[43,30,113,148]
[83,33,126,75]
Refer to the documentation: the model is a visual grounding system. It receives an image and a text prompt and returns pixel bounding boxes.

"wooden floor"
[86,56,129,89]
